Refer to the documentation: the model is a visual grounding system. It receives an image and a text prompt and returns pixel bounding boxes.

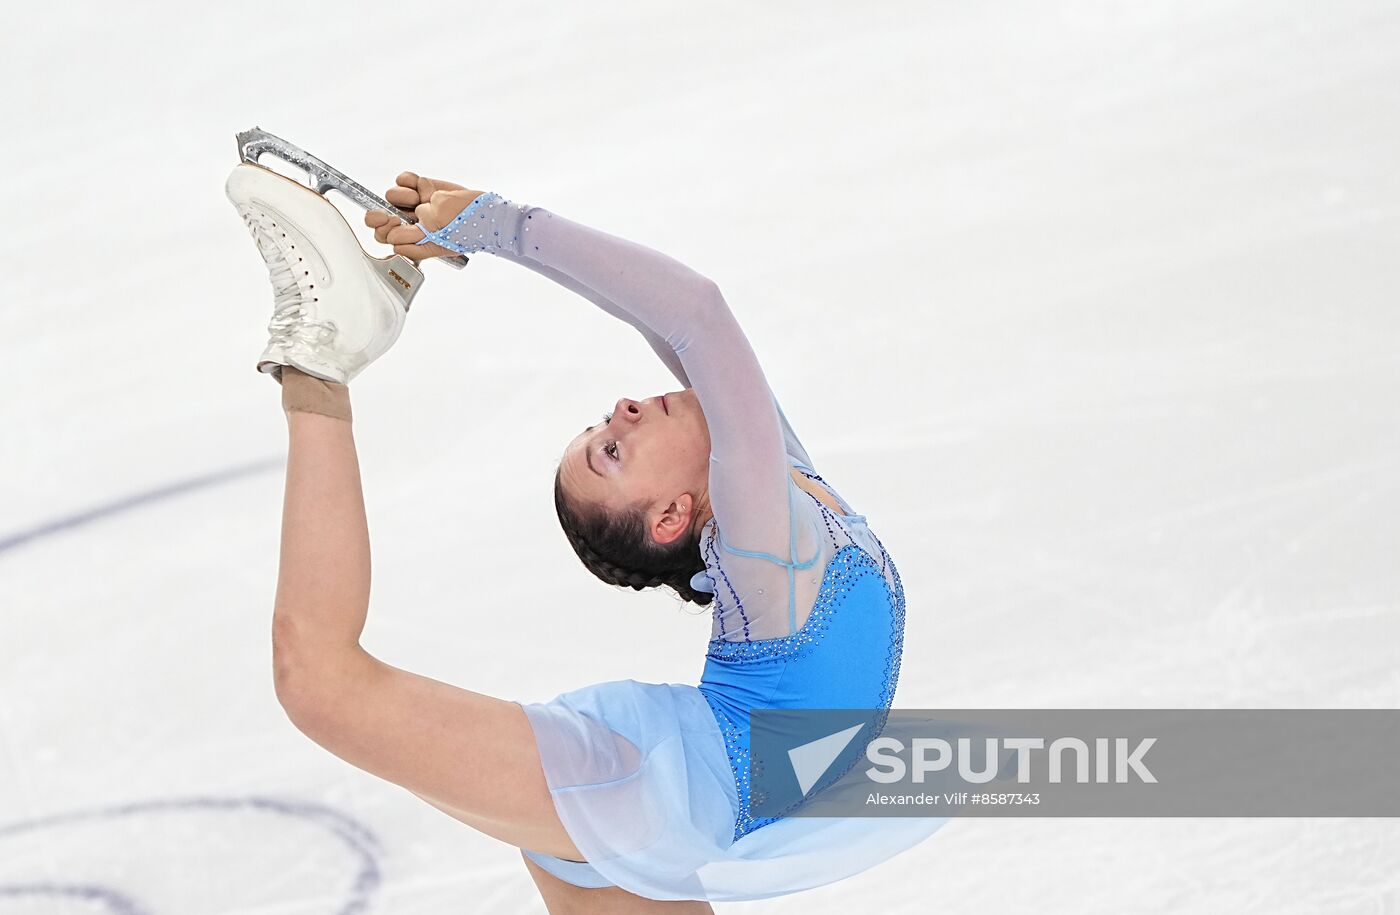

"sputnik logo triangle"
[787,723,866,795]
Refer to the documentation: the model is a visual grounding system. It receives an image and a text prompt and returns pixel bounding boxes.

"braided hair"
[553,462,714,607]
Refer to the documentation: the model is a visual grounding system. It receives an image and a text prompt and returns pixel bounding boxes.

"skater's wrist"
[280,366,353,422]
[416,191,529,257]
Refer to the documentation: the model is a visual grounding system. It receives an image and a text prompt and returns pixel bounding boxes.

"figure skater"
[225,161,947,912]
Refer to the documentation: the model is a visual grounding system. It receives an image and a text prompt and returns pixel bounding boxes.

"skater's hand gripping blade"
[226,163,420,385]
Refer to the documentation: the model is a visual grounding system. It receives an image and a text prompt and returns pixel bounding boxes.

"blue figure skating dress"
[419,193,949,901]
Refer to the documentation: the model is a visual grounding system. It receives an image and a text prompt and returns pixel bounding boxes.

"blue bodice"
[698,534,907,841]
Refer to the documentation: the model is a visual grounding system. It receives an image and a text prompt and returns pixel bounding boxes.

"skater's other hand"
[365,172,483,261]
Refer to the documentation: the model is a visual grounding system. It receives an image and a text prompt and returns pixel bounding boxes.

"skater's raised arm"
[371,177,804,589]
[366,176,815,471]
[368,176,693,389]
[484,228,815,473]
[501,252,696,391]
[494,224,818,484]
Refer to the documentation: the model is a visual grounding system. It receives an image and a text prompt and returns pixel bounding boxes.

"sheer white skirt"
[517,678,949,902]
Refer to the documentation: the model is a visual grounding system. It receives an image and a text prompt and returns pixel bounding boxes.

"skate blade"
[235,126,469,271]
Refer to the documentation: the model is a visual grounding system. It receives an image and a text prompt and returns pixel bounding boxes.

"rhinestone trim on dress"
[703,542,909,840]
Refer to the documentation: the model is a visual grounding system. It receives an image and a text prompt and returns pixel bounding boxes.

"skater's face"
[560,388,711,545]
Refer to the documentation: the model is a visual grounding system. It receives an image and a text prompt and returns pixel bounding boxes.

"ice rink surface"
[2,1,1398,911]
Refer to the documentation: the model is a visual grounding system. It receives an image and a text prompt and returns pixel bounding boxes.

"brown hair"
[553,463,714,606]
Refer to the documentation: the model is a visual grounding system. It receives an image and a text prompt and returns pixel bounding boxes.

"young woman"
[226,162,947,912]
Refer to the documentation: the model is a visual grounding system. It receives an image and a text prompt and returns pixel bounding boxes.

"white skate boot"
[226,162,421,384]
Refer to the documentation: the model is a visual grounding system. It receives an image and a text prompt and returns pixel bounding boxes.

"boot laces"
[242,212,337,348]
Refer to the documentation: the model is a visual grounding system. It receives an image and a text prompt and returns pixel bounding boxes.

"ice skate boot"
[226,162,418,384]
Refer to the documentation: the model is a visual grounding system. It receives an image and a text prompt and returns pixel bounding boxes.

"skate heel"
[368,253,425,313]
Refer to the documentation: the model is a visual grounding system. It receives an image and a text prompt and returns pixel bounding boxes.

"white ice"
[1,1,1397,912]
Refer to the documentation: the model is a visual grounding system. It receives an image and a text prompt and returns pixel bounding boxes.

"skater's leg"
[271,374,585,859]
[231,174,588,864]
[521,850,715,915]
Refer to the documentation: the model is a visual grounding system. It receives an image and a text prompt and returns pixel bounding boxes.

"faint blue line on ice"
[0,883,150,915]
[0,795,381,915]
[0,458,282,556]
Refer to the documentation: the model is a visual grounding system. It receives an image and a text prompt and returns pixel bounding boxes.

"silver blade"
[235,127,469,271]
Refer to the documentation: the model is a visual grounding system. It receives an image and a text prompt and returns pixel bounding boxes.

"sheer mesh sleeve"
[489,249,694,389]
[492,248,817,472]
[421,192,819,635]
